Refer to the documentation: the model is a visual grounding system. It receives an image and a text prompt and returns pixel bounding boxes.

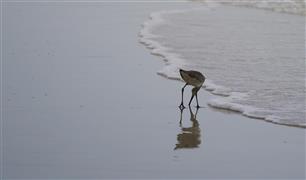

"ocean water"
[139,2,306,127]
[218,0,306,15]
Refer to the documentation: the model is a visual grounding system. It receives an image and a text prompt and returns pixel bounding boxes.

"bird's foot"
[196,105,201,109]
[179,104,185,110]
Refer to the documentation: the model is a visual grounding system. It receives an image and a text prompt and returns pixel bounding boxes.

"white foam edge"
[139,6,211,46]
[139,6,233,96]
[139,9,190,80]
[139,6,306,128]
[208,95,306,128]
[139,6,256,116]
[218,0,306,16]
[208,92,254,115]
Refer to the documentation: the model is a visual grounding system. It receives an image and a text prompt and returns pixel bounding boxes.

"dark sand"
[2,2,305,179]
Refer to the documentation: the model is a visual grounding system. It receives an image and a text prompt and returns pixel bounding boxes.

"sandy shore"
[3,1,305,179]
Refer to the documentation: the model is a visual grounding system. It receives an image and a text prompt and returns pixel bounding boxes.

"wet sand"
[3,2,305,179]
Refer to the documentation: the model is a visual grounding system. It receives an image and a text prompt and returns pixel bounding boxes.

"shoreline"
[3,2,306,179]
[152,61,306,129]
[138,4,306,129]
[156,70,306,129]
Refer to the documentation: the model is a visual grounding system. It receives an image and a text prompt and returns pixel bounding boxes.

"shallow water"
[3,1,305,179]
[139,4,306,127]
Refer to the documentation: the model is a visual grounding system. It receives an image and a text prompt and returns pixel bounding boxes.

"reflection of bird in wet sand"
[179,69,205,109]
[175,107,201,150]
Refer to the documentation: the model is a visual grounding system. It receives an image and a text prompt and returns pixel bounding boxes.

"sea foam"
[139,4,306,128]
[194,0,306,15]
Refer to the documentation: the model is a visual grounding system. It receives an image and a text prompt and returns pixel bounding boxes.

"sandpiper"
[179,69,205,109]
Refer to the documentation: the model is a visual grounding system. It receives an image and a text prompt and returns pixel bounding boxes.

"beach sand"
[2,2,305,179]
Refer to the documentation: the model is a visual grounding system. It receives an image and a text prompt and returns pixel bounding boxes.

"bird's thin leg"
[179,107,184,125]
[188,94,195,107]
[179,83,188,109]
[195,93,200,108]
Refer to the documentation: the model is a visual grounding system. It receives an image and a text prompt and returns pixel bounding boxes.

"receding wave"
[139,4,306,128]
[193,0,306,16]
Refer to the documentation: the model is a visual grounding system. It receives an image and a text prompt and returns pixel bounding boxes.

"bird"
[179,69,205,109]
